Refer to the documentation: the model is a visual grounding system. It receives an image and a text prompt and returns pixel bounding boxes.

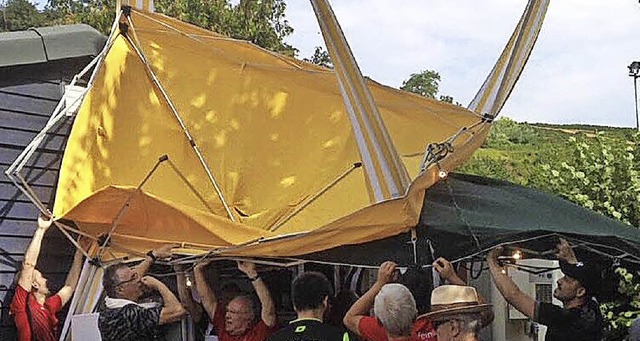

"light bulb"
[512,250,522,260]
[185,276,192,287]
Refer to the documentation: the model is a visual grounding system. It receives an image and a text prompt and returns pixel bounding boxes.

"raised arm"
[487,247,535,319]
[194,259,218,321]
[433,257,494,326]
[56,243,86,306]
[18,215,52,291]
[343,261,396,337]
[175,264,203,323]
[141,276,187,324]
[238,261,276,327]
[433,257,466,286]
[134,244,177,277]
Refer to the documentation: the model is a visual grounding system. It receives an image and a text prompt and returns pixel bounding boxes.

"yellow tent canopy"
[51,0,548,259]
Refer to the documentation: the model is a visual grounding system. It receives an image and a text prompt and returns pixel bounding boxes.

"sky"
[283,1,640,127]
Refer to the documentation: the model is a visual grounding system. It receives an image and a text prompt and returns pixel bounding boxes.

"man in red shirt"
[10,215,85,341]
[344,258,493,341]
[344,261,430,341]
[194,259,277,341]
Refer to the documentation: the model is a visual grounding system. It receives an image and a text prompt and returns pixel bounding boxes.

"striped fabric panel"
[468,0,550,116]
[311,0,410,203]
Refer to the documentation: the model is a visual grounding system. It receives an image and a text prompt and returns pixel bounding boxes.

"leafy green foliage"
[401,69,441,99]
[541,133,640,227]
[600,268,640,340]
[46,0,115,34]
[304,45,332,68]
[401,69,459,104]
[482,118,540,148]
[2,0,296,56]
[0,0,44,31]
[155,0,297,56]
[439,94,461,105]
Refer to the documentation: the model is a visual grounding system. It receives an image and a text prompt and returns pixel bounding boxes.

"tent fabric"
[53,8,490,258]
[311,0,411,202]
[293,173,640,267]
[468,0,549,116]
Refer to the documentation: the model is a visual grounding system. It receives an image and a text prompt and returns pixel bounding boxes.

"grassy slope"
[458,119,636,188]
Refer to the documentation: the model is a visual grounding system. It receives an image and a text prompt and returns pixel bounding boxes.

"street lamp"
[629,61,640,131]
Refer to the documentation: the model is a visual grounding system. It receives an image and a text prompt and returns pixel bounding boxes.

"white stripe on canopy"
[310,0,411,203]
[468,0,550,117]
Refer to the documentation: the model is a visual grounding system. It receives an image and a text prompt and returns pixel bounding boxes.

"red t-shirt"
[212,307,275,341]
[358,315,437,341]
[10,285,63,341]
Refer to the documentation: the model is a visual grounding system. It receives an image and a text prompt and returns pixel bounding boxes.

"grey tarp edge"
[0,24,106,68]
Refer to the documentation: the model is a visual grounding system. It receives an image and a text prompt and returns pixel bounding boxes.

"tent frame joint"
[481,113,496,123]
[121,5,131,17]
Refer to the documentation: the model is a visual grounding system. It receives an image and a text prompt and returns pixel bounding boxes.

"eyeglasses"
[115,272,139,288]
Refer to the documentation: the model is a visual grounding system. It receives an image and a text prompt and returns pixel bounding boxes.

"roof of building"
[0,24,106,67]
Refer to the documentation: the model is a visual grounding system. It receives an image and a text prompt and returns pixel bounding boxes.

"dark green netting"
[297,173,640,268]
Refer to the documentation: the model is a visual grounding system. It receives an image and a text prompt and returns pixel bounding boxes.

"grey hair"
[448,313,482,334]
[230,294,258,321]
[374,283,417,337]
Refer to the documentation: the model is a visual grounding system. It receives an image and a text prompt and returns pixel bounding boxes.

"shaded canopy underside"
[296,173,640,267]
[54,10,489,257]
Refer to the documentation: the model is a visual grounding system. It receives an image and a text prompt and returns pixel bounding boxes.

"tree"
[154,0,297,56]
[17,0,296,56]
[439,94,461,106]
[46,0,115,34]
[539,133,640,227]
[400,69,440,99]
[0,0,43,32]
[304,45,332,68]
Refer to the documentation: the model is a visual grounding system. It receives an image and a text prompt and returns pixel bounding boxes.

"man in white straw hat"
[419,285,492,341]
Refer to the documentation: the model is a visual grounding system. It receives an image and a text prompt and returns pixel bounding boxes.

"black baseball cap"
[559,260,601,296]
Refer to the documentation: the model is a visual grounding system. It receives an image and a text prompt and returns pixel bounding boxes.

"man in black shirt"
[487,238,603,341]
[269,272,349,341]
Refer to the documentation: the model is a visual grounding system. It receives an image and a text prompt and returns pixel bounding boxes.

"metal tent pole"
[122,15,235,222]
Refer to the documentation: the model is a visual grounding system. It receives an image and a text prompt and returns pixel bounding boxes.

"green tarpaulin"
[297,173,640,268]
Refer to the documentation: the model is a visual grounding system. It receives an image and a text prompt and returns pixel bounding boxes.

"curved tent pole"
[122,14,236,222]
[488,0,538,115]
[468,0,550,116]
[311,0,411,202]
